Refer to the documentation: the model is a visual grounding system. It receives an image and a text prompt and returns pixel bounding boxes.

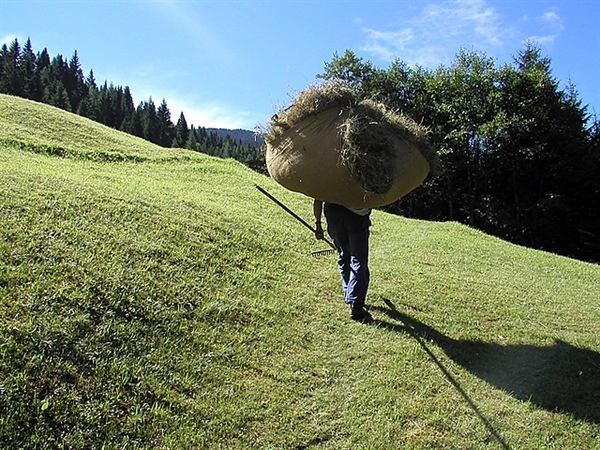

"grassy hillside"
[1,94,599,449]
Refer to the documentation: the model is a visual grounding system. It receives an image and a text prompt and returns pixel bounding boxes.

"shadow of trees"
[370,299,600,425]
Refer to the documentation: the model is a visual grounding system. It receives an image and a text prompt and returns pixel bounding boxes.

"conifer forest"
[1,38,598,263]
[0,38,263,162]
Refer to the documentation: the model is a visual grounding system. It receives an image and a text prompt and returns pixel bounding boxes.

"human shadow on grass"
[370,299,600,426]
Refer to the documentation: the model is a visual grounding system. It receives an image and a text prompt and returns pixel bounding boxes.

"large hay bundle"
[264,82,437,208]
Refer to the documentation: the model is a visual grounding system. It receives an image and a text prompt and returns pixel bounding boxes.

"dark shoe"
[350,302,369,320]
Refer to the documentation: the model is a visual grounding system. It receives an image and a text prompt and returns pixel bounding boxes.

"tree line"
[2,38,598,262]
[0,38,262,162]
[319,47,599,263]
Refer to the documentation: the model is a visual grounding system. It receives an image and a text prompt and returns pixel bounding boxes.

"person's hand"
[314,222,324,240]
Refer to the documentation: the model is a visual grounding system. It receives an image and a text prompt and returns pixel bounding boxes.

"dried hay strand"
[263,81,438,206]
[340,99,437,194]
[264,80,356,143]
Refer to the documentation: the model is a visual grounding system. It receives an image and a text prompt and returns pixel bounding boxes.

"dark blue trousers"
[324,204,371,306]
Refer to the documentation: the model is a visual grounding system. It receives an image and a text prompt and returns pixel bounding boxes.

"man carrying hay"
[314,200,371,320]
[263,81,437,321]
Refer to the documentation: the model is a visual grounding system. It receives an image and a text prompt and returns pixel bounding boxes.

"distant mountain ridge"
[207,128,264,147]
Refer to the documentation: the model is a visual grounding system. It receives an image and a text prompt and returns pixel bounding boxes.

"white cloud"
[103,59,261,130]
[359,0,510,67]
[540,9,564,31]
[424,0,504,44]
[95,68,250,131]
[153,0,234,65]
[168,98,261,130]
[362,28,415,61]
[359,1,569,68]
[527,8,564,46]
[1,34,19,47]
[131,85,260,130]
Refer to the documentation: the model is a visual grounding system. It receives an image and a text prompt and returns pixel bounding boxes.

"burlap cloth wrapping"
[264,83,436,208]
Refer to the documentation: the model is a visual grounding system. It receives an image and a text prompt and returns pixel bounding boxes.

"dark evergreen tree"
[477,43,590,255]
[121,109,142,137]
[580,118,600,259]
[0,39,23,96]
[65,51,86,112]
[44,79,71,110]
[21,38,41,100]
[77,70,99,120]
[35,48,51,76]
[0,44,8,93]
[173,112,189,148]
[96,82,114,126]
[156,99,175,147]
[137,98,159,144]
[119,86,135,130]
[85,68,97,90]
[40,54,69,109]
[185,125,199,150]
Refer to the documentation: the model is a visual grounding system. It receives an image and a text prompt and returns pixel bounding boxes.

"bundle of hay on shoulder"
[263,81,438,209]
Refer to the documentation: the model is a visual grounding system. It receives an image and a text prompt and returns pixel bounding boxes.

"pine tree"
[35,48,51,74]
[22,38,41,100]
[41,54,69,109]
[138,98,159,143]
[85,69,97,90]
[172,112,189,148]
[66,50,86,112]
[44,79,71,110]
[156,99,175,147]
[0,39,24,96]
[121,110,142,137]
[487,42,591,253]
[0,44,8,93]
[77,69,99,120]
[119,86,135,130]
[185,125,199,150]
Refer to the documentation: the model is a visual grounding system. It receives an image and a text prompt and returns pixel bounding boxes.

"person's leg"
[346,213,370,307]
[338,255,351,301]
[324,204,351,301]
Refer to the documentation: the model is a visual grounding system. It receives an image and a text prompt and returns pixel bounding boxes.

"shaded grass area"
[372,300,600,424]
[1,95,600,448]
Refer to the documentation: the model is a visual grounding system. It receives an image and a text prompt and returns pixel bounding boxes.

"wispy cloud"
[528,8,564,46]
[362,29,415,62]
[98,62,256,130]
[424,0,505,45]
[133,2,255,128]
[126,81,259,130]
[1,34,19,47]
[153,0,234,64]
[359,0,513,67]
[168,98,261,130]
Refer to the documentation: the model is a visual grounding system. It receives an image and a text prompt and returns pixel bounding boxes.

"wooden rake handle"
[255,184,336,250]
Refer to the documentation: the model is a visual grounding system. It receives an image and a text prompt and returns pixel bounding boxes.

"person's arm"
[313,199,324,240]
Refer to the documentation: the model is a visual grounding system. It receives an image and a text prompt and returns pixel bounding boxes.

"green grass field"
[1,93,599,449]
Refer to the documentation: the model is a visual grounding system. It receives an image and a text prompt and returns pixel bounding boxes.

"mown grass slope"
[1,94,599,449]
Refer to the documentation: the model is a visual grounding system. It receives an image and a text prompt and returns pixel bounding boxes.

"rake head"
[311,248,337,257]
[311,236,337,257]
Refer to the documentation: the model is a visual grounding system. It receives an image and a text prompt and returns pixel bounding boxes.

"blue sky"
[2,0,599,130]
